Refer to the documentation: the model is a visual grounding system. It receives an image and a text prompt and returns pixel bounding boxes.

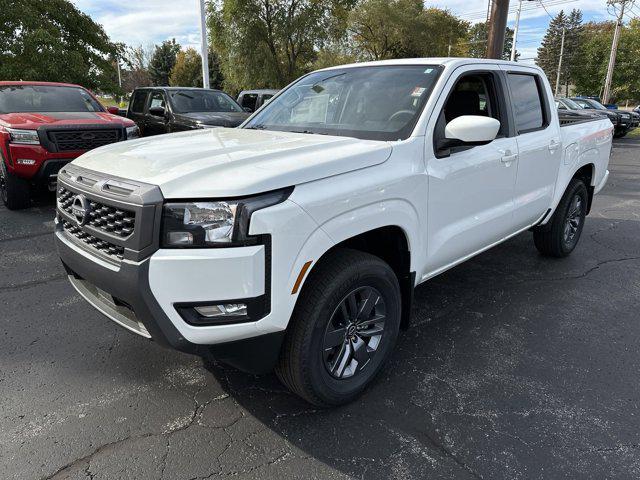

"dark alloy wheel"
[533,178,588,257]
[562,193,584,250]
[276,249,401,406]
[323,286,387,380]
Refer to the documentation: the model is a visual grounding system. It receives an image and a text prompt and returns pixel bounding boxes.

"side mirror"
[445,115,500,143]
[106,106,119,115]
[243,107,253,113]
[149,106,166,117]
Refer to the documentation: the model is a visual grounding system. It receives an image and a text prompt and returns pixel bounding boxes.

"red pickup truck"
[0,81,139,209]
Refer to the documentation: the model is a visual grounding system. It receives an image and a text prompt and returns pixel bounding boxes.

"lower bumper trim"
[67,274,151,338]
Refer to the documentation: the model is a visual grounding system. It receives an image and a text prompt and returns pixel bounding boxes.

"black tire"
[533,179,588,258]
[614,131,627,138]
[0,161,31,210]
[276,248,401,407]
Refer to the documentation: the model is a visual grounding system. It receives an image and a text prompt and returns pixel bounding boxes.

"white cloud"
[71,0,204,50]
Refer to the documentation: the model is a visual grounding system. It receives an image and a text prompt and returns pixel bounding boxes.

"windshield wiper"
[245,124,268,130]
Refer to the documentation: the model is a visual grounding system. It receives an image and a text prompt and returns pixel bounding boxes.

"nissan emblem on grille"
[71,194,91,226]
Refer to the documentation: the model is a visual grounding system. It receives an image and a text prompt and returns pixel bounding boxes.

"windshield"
[574,98,606,110]
[0,85,103,114]
[562,98,582,110]
[244,65,442,141]
[168,90,243,113]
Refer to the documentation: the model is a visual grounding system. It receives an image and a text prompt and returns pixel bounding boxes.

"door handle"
[548,140,560,153]
[500,153,518,164]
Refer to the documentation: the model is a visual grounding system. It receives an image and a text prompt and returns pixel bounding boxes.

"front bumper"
[56,223,285,372]
[54,165,288,372]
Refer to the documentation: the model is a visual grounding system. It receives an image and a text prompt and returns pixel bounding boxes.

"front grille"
[58,187,135,238]
[47,129,122,152]
[62,220,125,260]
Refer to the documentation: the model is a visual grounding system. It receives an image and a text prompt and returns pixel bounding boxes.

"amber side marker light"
[291,260,313,294]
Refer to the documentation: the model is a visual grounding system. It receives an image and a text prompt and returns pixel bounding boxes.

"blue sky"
[71,0,616,63]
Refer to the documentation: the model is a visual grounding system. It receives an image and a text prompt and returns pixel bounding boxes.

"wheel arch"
[294,224,415,330]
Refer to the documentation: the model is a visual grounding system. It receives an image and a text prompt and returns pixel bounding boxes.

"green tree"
[168,48,225,89]
[536,9,583,95]
[208,0,354,93]
[573,19,640,102]
[149,39,181,86]
[0,0,118,92]
[170,48,202,87]
[466,22,515,60]
[346,0,468,60]
[121,44,153,92]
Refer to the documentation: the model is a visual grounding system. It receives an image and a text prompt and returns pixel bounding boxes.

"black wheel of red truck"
[533,178,588,258]
[0,161,31,210]
[276,248,401,407]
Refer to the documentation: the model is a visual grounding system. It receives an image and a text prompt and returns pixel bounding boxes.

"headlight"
[126,125,140,139]
[6,128,40,145]
[161,188,293,247]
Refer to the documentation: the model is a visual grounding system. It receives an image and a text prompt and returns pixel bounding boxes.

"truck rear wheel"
[0,161,31,210]
[533,178,588,257]
[276,249,401,407]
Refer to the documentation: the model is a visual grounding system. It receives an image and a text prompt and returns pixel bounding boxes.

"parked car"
[127,87,249,136]
[575,95,618,109]
[55,59,612,406]
[237,89,279,112]
[570,97,634,137]
[556,97,621,129]
[0,81,138,210]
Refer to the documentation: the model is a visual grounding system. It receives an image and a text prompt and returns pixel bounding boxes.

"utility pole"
[198,0,210,89]
[116,58,123,105]
[510,0,522,61]
[555,27,566,96]
[602,0,631,104]
[486,0,510,59]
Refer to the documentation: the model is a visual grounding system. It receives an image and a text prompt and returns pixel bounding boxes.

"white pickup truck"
[55,58,612,406]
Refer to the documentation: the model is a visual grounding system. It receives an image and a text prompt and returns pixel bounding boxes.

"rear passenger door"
[503,68,562,229]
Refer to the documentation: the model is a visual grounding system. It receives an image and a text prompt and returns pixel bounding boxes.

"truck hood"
[0,111,134,129]
[72,128,393,198]
[173,111,249,128]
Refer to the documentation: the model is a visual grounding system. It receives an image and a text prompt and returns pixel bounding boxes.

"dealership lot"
[1,138,639,480]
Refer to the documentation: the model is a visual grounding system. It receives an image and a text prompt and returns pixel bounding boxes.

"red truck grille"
[47,129,122,152]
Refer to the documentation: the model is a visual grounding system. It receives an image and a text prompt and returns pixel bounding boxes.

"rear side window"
[507,73,544,133]
[130,91,148,113]
[240,93,258,111]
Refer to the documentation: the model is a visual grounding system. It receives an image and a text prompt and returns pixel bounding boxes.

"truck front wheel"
[0,162,31,210]
[533,178,588,257]
[276,249,401,406]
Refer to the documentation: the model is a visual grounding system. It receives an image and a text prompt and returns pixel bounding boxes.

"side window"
[130,91,148,113]
[434,72,505,157]
[240,93,258,111]
[507,73,545,133]
[149,91,166,110]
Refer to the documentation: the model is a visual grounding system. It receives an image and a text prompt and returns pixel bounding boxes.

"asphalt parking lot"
[1,137,639,480]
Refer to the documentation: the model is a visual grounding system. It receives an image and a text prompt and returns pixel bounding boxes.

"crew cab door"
[127,90,149,136]
[425,66,519,274]
[502,68,562,229]
[145,90,169,136]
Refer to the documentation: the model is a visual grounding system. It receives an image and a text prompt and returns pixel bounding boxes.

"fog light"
[166,231,193,245]
[16,158,36,165]
[194,303,247,318]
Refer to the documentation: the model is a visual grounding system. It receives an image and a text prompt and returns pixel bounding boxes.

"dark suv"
[127,87,250,136]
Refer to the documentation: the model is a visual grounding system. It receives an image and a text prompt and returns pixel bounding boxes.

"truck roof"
[320,57,542,72]
[0,81,83,88]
